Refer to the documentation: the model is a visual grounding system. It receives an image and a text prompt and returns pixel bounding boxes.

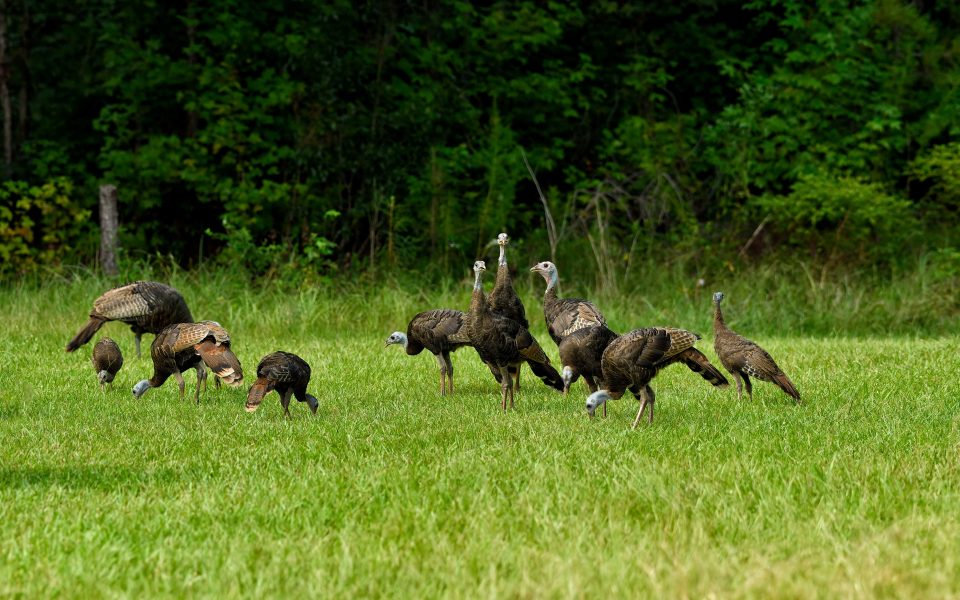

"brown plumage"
[386,309,476,395]
[465,261,564,411]
[92,337,123,391]
[530,261,607,346]
[488,233,529,391]
[712,292,800,402]
[585,327,728,428]
[558,325,619,395]
[132,321,243,403]
[246,351,317,417]
[66,281,193,357]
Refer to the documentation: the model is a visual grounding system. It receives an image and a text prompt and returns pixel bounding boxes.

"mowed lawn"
[1,279,959,597]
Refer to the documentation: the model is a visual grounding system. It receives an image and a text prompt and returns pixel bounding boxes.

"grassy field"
[1,274,959,597]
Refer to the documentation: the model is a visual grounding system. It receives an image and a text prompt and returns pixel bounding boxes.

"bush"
[0,178,91,277]
[756,171,916,263]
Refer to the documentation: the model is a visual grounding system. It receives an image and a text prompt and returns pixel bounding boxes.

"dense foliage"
[0,0,958,281]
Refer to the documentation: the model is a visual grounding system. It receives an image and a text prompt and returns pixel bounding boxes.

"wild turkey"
[385,309,477,396]
[488,233,528,391]
[558,324,618,395]
[465,260,564,411]
[66,281,193,357]
[91,337,123,391]
[585,327,728,428]
[132,321,243,403]
[529,261,607,346]
[245,351,318,416]
[712,291,800,403]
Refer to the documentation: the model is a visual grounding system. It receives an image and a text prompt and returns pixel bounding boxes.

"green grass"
[1,275,959,597]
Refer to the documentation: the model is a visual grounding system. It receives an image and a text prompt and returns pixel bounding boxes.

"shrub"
[756,171,915,263]
[0,178,91,277]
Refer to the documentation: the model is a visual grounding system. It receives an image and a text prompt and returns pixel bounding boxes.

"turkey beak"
[529,266,538,273]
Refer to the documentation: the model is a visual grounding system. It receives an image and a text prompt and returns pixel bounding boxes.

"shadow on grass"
[0,465,203,491]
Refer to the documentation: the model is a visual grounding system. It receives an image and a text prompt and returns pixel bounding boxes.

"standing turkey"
[132,321,243,403]
[385,309,477,396]
[585,327,728,428]
[465,261,564,411]
[529,261,607,345]
[92,337,123,391]
[712,291,800,402]
[488,233,529,391]
[245,351,318,417]
[66,281,193,358]
[488,233,528,329]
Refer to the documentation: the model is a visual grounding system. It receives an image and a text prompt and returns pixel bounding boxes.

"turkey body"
[587,327,728,427]
[558,325,619,395]
[530,261,607,346]
[132,321,243,403]
[465,261,563,411]
[66,281,193,357]
[92,337,124,390]
[386,309,473,395]
[246,351,317,416]
[488,233,529,390]
[712,292,800,402]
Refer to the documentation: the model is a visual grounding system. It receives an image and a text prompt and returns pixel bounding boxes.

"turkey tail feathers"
[679,348,729,388]
[245,377,270,412]
[527,360,565,392]
[66,317,106,352]
[196,340,244,386]
[774,372,800,402]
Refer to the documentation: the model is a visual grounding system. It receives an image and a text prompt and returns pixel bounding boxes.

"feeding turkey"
[246,351,318,417]
[586,326,728,428]
[66,281,193,358]
[92,337,123,391]
[132,321,243,403]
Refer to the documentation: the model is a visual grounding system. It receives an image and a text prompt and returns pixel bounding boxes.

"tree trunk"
[0,0,11,178]
[99,185,120,276]
[15,0,26,147]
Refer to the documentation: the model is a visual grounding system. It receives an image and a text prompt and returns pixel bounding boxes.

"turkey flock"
[66,233,800,427]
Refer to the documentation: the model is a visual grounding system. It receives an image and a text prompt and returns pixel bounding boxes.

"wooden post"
[99,184,119,276]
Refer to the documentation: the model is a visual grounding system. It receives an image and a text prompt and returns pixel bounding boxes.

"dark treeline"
[0,0,958,283]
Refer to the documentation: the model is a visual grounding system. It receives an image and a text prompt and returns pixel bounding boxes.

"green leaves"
[2,0,959,278]
[757,172,916,261]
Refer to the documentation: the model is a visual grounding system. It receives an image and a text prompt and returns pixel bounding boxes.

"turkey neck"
[493,246,511,292]
[470,270,488,317]
[542,269,559,313]
[713,300,730,334]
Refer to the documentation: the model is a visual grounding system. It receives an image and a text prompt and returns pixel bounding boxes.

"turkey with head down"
[92,337,123,391]
[66,281,193,358]
[132,321,243,403]
[586,327,727,428]
[246,351,318,417]
[557,324,619,415]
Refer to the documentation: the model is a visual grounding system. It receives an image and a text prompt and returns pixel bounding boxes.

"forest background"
[0,0,957,333]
